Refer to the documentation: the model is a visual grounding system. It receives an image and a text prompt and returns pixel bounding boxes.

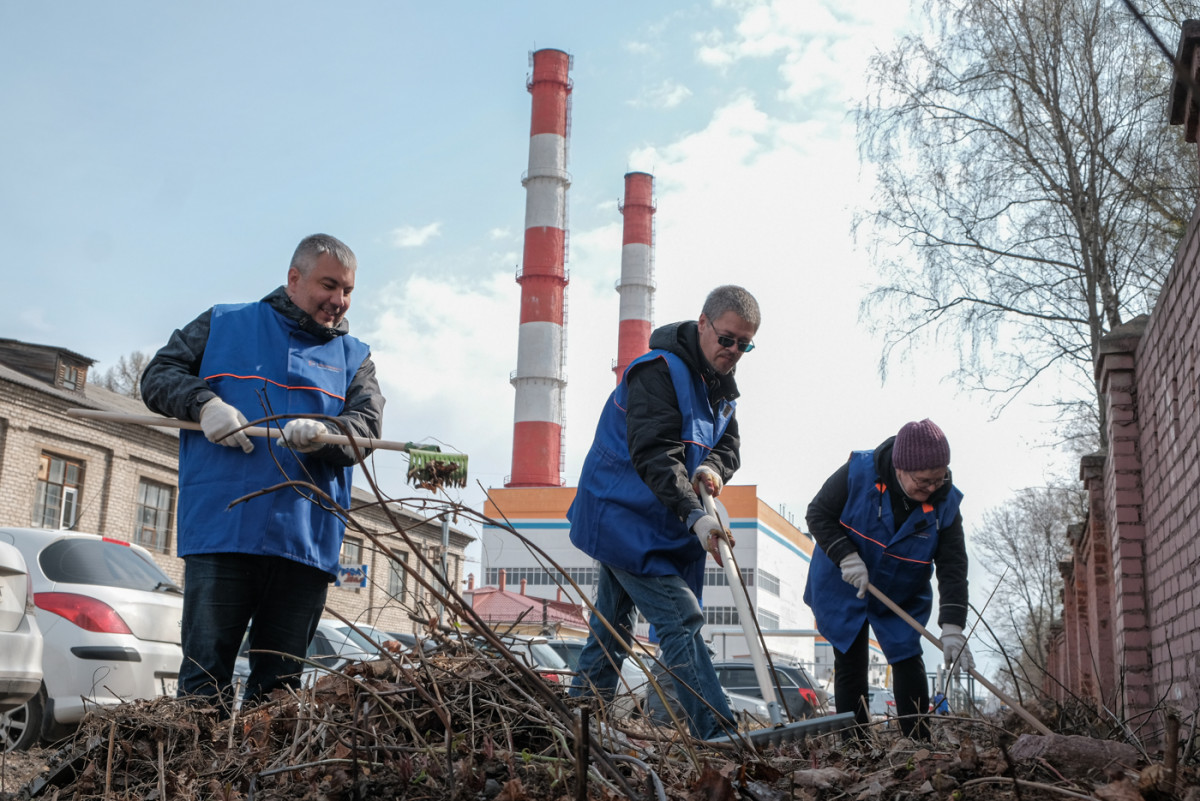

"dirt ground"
[1,649,1196,801]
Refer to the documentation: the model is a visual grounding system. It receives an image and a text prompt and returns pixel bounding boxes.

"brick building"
[1043,20,1200,742]
[0,338,470,634]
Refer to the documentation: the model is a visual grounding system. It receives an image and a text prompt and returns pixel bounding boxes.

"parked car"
[386,631,438,654]
[0,542,43,720]
[473,633,570,683]
[0,527,183,750]
[713,661,818,719]
[641,659,769,729]
[544,637,652,717]
[867,685,896,721]
[232,618,385,701]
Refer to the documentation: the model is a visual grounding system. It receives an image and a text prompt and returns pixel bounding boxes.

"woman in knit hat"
[803,419,971,740]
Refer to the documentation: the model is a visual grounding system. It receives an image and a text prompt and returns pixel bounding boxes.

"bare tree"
[973,485,1085,697]
[92,351,151,400]
[856,0,1199,446]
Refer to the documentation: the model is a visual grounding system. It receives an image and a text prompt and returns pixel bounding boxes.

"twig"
[960,776,1101,800]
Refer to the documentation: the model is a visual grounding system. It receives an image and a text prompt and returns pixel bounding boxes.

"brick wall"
[1045,22,1200,742]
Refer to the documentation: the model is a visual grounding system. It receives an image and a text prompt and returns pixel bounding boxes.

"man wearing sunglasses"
[803,419,971,741]
[568,285,759,740]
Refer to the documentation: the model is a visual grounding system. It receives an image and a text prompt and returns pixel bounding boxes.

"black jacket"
[624,320,742,525]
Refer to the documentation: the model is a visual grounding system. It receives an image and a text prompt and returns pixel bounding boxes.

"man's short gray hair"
[290,234,357,276]
[702,285,760,329]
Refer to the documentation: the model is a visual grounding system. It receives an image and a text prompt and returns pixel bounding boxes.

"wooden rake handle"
[866,581,1052,736]
[66,408,412,453]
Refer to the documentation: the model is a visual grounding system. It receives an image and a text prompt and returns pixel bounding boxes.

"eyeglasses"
[902,470,949,490]
[709,320,755,352]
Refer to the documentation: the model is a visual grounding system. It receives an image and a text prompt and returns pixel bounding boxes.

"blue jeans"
[570,563,734,740]
[179,553,330,714]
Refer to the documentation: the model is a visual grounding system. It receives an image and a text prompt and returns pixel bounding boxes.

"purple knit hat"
[893,419,950,471]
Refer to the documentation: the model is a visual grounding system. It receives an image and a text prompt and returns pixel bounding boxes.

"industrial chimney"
[507,48,572,488]
[613,172,656,383]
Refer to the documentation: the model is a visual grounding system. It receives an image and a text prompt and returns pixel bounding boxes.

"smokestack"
[508,48,572,488]
[613,172,656,382]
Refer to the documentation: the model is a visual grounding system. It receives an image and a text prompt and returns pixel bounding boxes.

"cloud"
[697,0,913,106]
[629,79,693,109]
[389,223,442,249]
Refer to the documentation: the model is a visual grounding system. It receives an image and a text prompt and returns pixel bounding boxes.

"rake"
[697,485,856,747]
[66,409,468,490]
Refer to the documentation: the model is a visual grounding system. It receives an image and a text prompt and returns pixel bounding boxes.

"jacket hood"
[264,286,350,340]
[648,320,740,403]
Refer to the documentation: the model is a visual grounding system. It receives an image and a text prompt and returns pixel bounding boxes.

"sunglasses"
[709,320,755,352]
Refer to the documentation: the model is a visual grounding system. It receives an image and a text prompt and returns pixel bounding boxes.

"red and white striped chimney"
[508,48,572,488]
[613,171,656,383]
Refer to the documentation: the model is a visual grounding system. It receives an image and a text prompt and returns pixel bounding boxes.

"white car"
[0,542,43,717]
[0,528,183,750]
[231,618,388,703]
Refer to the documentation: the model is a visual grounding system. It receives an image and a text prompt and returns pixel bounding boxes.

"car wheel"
[1,684,45,752]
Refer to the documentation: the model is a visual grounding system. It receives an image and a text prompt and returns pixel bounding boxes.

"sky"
[4,1,1083,669]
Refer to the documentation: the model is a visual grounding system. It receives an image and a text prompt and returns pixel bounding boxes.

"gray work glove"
[838,552,869,599]
[691,465,723,497]
[280,418,326,453]
[941,624,974,673]
[692,514,734,567]
[199,398,254,453]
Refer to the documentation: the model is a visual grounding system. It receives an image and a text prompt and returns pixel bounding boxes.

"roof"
[467,585,587,628]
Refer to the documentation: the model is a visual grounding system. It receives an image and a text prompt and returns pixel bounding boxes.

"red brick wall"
[1050,201,1200,737]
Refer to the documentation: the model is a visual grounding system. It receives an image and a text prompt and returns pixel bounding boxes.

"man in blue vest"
[568,285,760,740]
[804,419,972,740]
[142,233,385,713]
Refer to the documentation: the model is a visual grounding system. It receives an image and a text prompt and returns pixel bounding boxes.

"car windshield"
[38,538,177,591]
[333,625,386,654]
[526,641,568,669]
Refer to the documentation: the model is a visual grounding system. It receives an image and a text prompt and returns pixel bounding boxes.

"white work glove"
[199,398,254,453]
[941,624,974,673]
[838,552,869,599]
[691,465,723,497]
[280,418,326,453]
[692,514,734,566]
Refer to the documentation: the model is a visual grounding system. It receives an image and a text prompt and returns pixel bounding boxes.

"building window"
[705,567,754,587]
[703,606,739,626]
[59,362,85,391]
[135,479,174,552]
[340,536,363,566]
[484,565,598,588]
[33,453,84,529]
[758,609,780,630]
[387,552,409,601]
[758,569,780,596]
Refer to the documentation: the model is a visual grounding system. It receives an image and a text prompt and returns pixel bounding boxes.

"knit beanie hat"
[893,419,950,471]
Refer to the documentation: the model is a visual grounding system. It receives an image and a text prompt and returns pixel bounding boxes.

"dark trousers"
[179,553,330,714]
[834,621,930,739]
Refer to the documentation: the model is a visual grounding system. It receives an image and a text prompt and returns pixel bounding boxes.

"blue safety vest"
[568,349,733,598]
[177,301,369,576]
[803,450,963,661]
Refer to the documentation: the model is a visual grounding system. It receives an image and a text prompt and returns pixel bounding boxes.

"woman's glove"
[941,624,975,673]
[199,398,254,453]
[838,553,869,599]
[281,418,326,453]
